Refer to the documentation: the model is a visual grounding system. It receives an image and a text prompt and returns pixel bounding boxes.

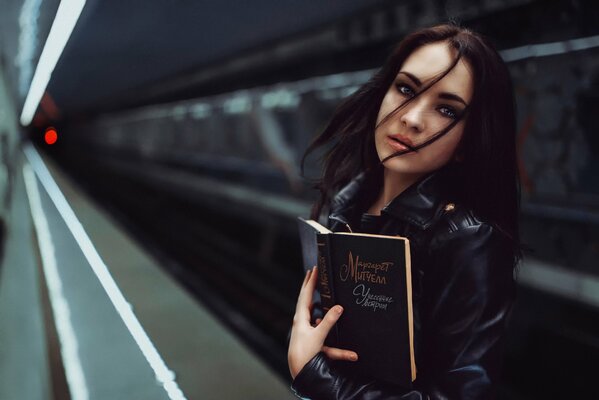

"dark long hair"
[300,22,523,268]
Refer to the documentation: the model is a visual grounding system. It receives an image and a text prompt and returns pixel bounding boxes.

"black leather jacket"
[290,165,517,400]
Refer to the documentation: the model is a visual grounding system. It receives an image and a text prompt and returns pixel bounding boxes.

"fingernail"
[350,353,358,361]
[335,306,343,314]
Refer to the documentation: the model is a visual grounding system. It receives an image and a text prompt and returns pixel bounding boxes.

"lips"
[388,133,414,147]
[386,133,415,153]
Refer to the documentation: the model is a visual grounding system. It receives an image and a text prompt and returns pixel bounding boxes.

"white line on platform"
[23,144,187,400]
[23,162,89,400]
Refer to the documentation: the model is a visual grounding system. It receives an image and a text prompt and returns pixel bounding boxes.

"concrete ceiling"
[0,0,387,119]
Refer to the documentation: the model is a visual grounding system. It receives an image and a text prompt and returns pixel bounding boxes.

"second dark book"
[297,217,416,388]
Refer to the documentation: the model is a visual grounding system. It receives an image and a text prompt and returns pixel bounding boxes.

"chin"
[381,156,420,175]
[379,153,442,177]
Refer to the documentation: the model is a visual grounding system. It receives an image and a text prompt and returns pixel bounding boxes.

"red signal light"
[45,127,58,145]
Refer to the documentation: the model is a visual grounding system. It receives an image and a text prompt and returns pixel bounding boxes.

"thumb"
[315,305,343,340]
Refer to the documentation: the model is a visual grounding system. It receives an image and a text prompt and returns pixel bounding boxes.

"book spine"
[316,234,338,346]
[316,234,334,312]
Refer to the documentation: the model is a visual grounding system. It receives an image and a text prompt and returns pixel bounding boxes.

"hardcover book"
[297,217,416,388]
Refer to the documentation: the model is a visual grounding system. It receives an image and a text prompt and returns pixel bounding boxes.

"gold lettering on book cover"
[318,253,332,298]
[339,251,392,285]
[352,284,394,311]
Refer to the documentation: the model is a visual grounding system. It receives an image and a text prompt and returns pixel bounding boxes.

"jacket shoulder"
[446,202,485,230]
[429,202,503,250]
[427,203,516,303]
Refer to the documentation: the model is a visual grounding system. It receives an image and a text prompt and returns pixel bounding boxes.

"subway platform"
[0,143,296,400]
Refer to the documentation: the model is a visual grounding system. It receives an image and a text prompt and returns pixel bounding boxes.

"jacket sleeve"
[290,222,517,400]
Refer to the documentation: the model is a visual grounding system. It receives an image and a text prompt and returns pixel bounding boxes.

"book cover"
[297,217,416,388]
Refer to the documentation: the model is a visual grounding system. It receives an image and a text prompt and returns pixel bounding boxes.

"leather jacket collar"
[329,164,457,231]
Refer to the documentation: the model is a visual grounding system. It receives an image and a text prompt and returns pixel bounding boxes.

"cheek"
[375,94,397,145]
[376,91,395,126]
[374,127,389,155]
[418,128,464,165]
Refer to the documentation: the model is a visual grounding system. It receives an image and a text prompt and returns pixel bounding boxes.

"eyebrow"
[398,71,468,106]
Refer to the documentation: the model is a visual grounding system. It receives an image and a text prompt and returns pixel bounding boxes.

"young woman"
[287,23,522,399]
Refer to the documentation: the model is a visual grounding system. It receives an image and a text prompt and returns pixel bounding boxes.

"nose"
[400,103,425,133]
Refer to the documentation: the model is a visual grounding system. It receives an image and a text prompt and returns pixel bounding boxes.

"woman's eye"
[438,106,458,119]
[395,83,414,97]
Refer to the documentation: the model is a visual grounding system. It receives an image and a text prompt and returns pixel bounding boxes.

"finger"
[315,305,343,341]
[322,346,358,362]
[306,265,318,293]
[295,267,317,322]
[301,266,319,314]
[315,318,322,326]
[299,266,318,307]
[297,267,313,306]
[302,267,313,287]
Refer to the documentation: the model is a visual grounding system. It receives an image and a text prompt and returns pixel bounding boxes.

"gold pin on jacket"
[444,203,455,212]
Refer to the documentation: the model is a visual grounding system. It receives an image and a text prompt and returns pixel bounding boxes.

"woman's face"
[374,41,474,177]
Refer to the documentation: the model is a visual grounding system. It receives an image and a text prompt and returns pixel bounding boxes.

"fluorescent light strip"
[500,34,599,62]
[20,0,86,126]
[17,0,42,97]
[23,144,187,400]
[23,163,90,400]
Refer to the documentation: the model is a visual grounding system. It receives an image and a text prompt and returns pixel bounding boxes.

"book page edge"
[299,217,332,234]
[336,232,410,240]
[405,239,416,381]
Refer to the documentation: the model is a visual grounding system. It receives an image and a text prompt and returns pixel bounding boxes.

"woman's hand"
[288,266,359,379]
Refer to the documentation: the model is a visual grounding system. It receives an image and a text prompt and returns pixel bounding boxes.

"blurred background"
[0,0,598,399]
